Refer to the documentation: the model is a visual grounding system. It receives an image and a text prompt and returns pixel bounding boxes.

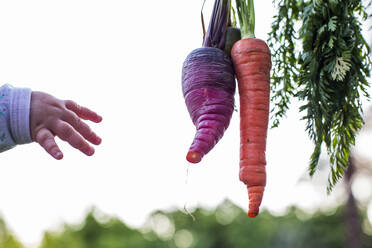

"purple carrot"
[182,0,235,163]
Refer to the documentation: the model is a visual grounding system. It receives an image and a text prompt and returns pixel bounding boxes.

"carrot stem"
[203,0,231,49]
[201,0,207,43]
[235,0,255,39]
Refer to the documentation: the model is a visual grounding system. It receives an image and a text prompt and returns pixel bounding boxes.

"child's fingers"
[35,128,63,160]
[62,111,102,145]
[54,121,95,156]
[65,100,102,123]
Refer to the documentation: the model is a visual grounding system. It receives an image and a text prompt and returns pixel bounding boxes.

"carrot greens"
[268,0,372,192]
[235,0,255,38]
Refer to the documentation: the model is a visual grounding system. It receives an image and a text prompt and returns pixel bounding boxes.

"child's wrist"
[9,86,32,144]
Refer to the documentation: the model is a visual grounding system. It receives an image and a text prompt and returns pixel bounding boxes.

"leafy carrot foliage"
[268,0,372,192]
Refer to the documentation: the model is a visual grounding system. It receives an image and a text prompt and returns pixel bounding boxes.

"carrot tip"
[248,211,258,218]
[186,152,202,164]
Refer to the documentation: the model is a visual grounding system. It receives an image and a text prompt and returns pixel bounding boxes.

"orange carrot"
[231,0,271,218]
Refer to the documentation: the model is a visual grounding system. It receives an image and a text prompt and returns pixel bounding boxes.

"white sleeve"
[0,84,32,153]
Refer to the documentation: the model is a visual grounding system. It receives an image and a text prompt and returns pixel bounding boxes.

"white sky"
[0,0,371,247]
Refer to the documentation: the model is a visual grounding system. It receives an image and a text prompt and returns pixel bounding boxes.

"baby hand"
[30,91,102,160]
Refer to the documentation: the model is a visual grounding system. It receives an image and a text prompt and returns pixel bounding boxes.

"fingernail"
[87,147,95,156]
[55,152,63,160]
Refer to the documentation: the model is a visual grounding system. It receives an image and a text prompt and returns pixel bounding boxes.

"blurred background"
[0,0,371,247]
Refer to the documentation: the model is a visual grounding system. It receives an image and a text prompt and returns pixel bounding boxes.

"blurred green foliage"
[0,215,24,248]
[1,200,372,248]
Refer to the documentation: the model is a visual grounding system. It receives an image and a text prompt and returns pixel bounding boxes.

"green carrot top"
[235,0,255,39]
